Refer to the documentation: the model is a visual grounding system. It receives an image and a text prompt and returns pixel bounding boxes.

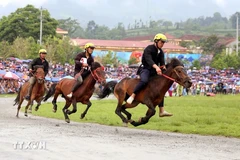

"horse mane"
[90,62,102,71]
[166,58,183,69]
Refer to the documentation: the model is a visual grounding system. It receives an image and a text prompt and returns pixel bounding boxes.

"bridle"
[90,67,105,83]
[161,66,185,84]
[30,69,45,83]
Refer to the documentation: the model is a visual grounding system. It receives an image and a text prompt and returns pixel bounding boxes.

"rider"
[67,42,95,97]
[126,33,173,117]
[25,49,49,100]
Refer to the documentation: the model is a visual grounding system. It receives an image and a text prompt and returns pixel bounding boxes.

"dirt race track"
[0,97,240,160]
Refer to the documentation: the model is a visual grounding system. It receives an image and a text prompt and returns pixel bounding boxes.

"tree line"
[0,4,240,69]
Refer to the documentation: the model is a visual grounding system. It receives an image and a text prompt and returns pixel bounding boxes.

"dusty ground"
[0,97,240,160]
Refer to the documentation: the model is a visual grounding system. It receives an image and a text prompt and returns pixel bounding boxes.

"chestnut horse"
[14,66,46,117]
[97,58,192,127]
[43,62,106,123]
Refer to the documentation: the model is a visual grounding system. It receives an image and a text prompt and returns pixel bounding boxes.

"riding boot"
[25,84,33,100]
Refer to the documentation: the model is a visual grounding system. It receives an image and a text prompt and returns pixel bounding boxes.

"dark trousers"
[158,99,164,107]
[133,69,150,94]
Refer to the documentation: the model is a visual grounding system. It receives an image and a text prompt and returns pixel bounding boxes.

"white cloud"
[188,0,196,6]
[213,0,226,8]
[73,0,106,7]
[0,0,48,7]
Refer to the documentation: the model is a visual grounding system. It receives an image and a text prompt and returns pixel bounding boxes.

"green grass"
[30,94,240,138]
[0,93,17,97]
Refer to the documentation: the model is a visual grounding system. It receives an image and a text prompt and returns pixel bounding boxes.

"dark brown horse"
[14,66,46,117]
[97,58,192,127]
[43,62,106,123]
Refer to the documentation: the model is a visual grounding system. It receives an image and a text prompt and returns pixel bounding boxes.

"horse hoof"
[80,114,85,119]
[24,114,28,117]
[122,122,128,127]
[138,117,143,122]
[52,109,57,113]
[35,107,39,111]
[65,119,70,123]
[128,119,133,123]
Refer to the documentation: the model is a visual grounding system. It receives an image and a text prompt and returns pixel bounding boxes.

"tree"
[210,51,240,69]
[198,35,224,55]
[211,57,228,69]
[109,23,126,40]
[11,37,39,59]
[0,5,58,43]
[192,60,201,69]
[0,41,11,58]
[128,57,138,65]
[162,21,173,29]
[86,20,97,39]
[58,18,84,38]
[99,51,118,66]
[230,12,240,29]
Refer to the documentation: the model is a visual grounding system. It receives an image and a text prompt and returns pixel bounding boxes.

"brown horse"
[97,58,192,127]
[14,66,46,117]
[43,62,106,123]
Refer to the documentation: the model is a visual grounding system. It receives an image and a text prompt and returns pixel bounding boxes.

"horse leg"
[52,92,60,113]
[16,98,24,118]
[62,101,72,123]
[66,97,77,115]
[24,100,32,117]
[130,104,156,127]
[80,101,92,119]
[121,104,132,120]
[115,102,128,127]
[28,101,34,113]
[35,97,42,111]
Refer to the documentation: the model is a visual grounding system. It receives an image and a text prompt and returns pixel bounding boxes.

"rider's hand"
[29,69,33,73]
[162,65,166,71]
[83,63,88,67]
[156,67,162,75]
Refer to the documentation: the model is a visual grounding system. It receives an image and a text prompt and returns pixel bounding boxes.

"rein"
[162,74,175,81]
[161,66,184,83]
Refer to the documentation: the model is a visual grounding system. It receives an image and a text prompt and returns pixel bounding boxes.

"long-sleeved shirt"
[74,52,94,76]
[141,44,165,75]
[29,57,49,76]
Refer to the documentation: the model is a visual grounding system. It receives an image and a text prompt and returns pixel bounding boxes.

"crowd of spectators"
[0,57,240,96]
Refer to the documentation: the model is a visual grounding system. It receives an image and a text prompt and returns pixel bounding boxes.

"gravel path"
[0,97,240,160]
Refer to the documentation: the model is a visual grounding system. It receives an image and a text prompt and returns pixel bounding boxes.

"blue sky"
[0,0,239,28]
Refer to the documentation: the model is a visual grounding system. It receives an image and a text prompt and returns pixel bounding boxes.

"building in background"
[71,38,188,64]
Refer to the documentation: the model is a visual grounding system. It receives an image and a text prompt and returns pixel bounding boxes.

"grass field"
[28,94,240,138]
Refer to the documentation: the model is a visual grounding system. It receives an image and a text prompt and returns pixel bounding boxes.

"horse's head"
[90,62,106,85]
[33,65,45,84]
[166,58,192,88]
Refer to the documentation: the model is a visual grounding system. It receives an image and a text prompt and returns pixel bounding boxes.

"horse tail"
[43,83,57,102]
[13,86,22,106]
[97,81,118,99]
